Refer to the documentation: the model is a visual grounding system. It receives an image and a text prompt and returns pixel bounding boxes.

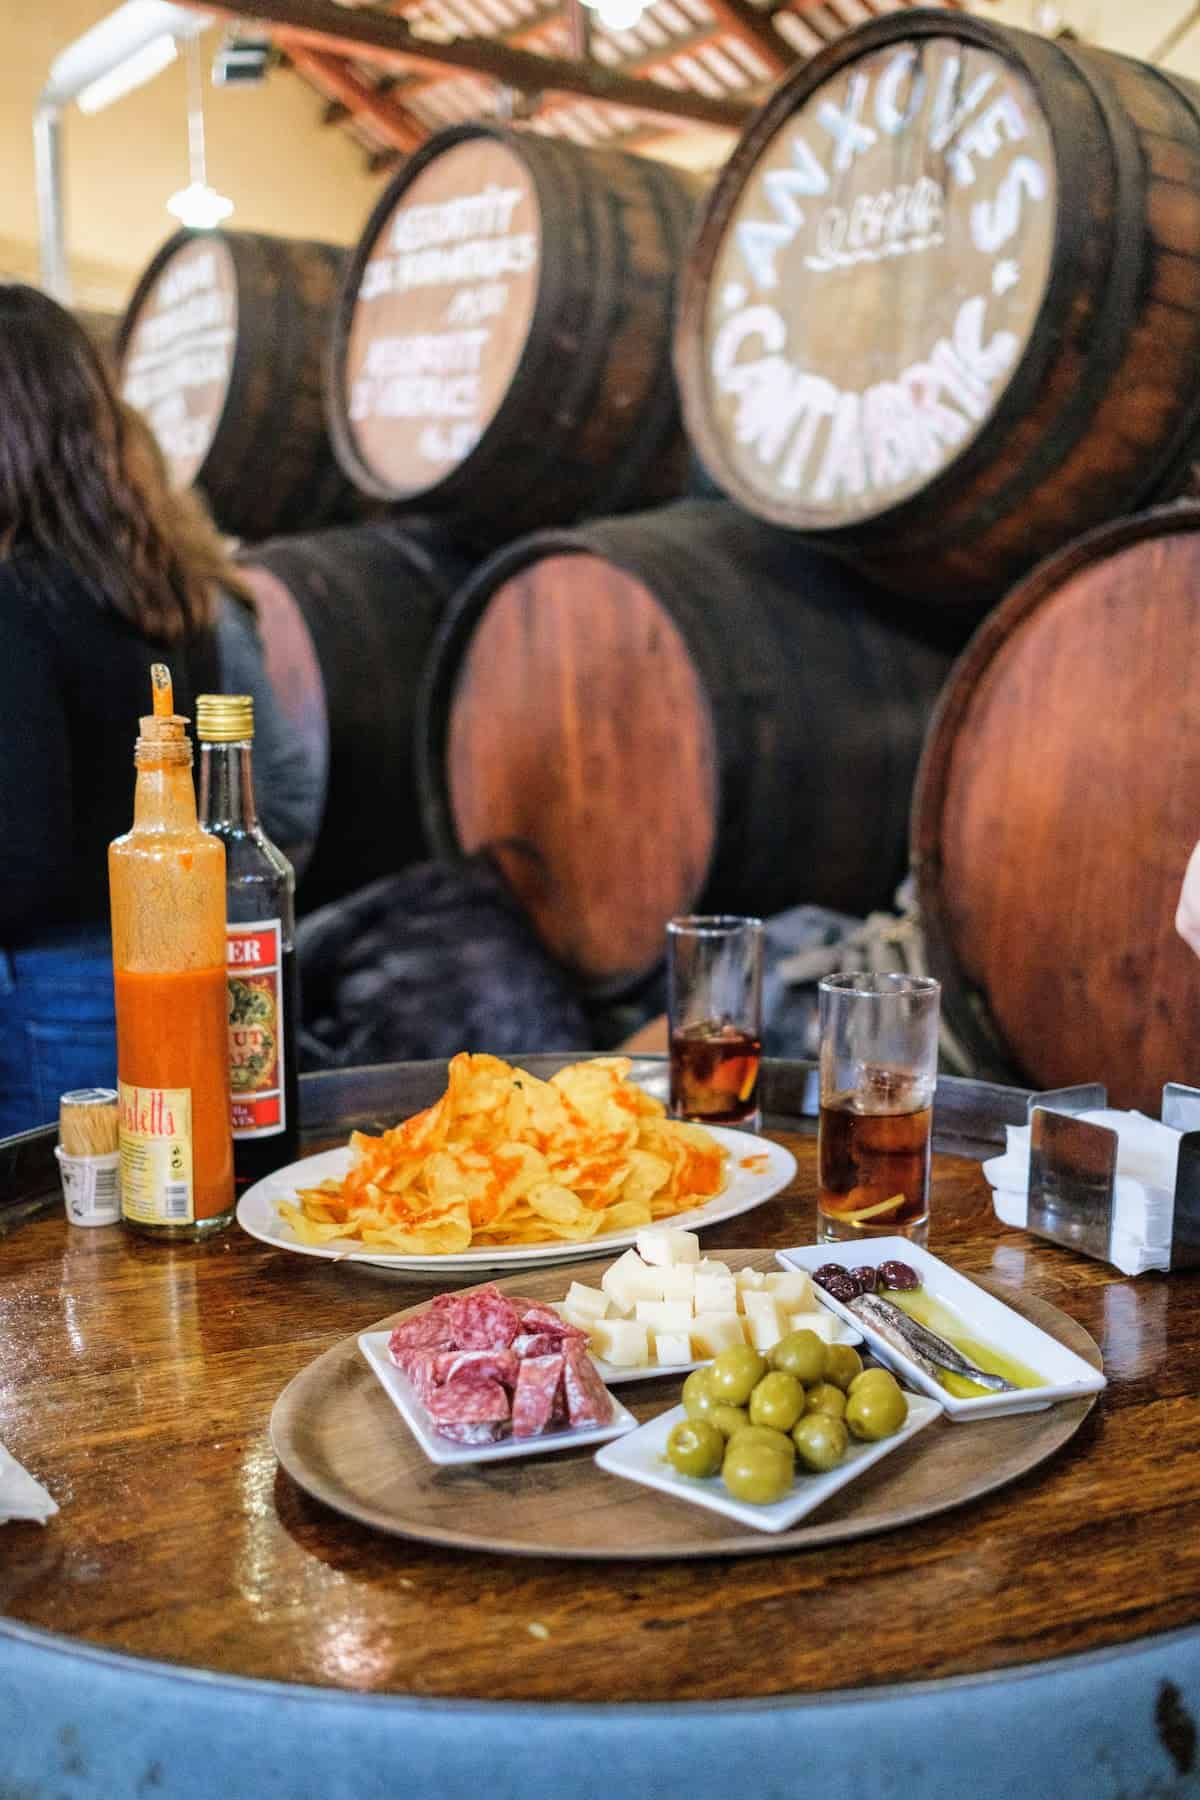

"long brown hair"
[0,283,234,641]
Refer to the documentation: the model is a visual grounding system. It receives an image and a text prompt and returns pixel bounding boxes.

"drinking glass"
[817,972,940,1242]
[667,916,763,1130]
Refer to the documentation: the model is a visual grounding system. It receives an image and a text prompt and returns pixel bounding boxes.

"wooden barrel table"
[913,503,1200,1114]
[676,11,1200,613]
[118,229,361,543]
[327,124,703,540]
[418,500,956,993]
[2,1057,1199,1798]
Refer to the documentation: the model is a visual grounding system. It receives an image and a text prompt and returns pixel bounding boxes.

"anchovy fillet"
[848,1294,1017,1393]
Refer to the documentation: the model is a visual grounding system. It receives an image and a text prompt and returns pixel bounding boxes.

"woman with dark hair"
[0,283,318,1136]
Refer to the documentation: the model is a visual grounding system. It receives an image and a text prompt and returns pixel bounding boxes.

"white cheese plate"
[777,1239,1108,1421]
[594,1394,943,1533]
[358,1330,638,1466]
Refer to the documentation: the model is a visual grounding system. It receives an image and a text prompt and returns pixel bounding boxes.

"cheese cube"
[656,1266,698,1302]
[590,1318,650,1367]
[601,1248,664,1315]
[565,1281,610,1321]
[735,1268,767,1293]
[560,1305,599,1335]
[635,1299,693,1331]
[652,1330,692,1366]
[742,1292,788,1353]
[636,1226,701,1267]
[694,1271,737,1315]
[785,1307,842,1344]
[764,1270,816,1310]
[695,1258,732,1280]
[689,1312,745,1357]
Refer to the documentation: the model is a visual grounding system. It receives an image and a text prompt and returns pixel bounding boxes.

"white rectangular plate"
[358,1331,638,1466]
[594,1394,943,1534]
[776,1239,1107,1420]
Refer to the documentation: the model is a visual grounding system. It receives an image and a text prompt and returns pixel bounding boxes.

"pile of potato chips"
[278,1053,729,1255]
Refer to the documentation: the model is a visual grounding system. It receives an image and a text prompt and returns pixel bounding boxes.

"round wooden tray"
[270,1248,1102,1560]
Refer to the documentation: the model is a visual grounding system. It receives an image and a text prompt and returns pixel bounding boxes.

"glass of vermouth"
[816,972,940,1243]
[667,915,764,1130]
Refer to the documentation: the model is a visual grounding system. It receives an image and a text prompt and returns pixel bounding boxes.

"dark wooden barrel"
[327,124,704,541]
[676,12,1200,614]
[417,498,955,993]
[240,520,474,912]
[913,503,1200,1113]
[119,229,361,543]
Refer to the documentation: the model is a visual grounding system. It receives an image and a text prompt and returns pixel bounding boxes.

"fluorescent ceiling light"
[166,180,234,229]
[582,0,649,32]
[76,31,178,113]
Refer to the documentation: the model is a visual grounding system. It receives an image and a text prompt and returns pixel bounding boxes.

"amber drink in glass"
[817,973,939,1243]
[667,916,763,1130]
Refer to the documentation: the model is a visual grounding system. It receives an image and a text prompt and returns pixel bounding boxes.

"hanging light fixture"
[167,35,233,229]
[581,0,651,36]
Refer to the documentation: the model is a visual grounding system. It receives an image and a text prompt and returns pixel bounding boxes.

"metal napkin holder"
[1029,1072,1200,1274]
[1026,1082,1200,1271]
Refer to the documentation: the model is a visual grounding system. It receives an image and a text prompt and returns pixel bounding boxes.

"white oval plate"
[236,1130,798,1275]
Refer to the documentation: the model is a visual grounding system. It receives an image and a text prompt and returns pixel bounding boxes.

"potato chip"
[275,1052,729,1254]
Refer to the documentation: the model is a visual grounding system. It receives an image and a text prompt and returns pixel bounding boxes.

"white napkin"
[0,1441,58,1524]
[982,1109,1176,1276]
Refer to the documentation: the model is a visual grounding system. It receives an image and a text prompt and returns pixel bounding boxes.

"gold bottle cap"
[196,694,255,743]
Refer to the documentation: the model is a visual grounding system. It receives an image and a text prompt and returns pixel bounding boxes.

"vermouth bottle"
[196,693,299,1190]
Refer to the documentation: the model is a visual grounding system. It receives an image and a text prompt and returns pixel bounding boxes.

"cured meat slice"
[511,1353,565,1438]
[561,1338,614,1429]
[394,1347,442,1403]
[518,1302,587,1340]
[446,1284,522,1350]
[436,1420,504,1446]
[389,1311,456,1354]
[426,1374,511,1426]
[512,1331,566,1359]
[438,1348,520,1389]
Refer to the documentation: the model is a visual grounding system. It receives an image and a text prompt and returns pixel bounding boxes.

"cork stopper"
[135,662,192,766]
[196,693,255,743]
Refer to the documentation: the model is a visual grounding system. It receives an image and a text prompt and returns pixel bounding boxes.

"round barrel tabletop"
[2,1057,1197,1800]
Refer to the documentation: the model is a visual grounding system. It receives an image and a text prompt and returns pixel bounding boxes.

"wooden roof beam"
[173,0,755,126]
[287,45,427,150]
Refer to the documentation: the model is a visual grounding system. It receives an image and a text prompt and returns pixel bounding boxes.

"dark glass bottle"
[196,693,299,1191]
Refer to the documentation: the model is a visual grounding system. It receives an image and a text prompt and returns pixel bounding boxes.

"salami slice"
[561,1338,614,1429]
[426,1374,511,1426]
[389,1311,456,1354]
[438,1348,520,1389]
[518,1303,587,1340]
[436,1420,503,1446]
[512,1331,566,1359]
[446,1284,522,1350]
[511,1353,565,1438]
[393,1347,443,1402]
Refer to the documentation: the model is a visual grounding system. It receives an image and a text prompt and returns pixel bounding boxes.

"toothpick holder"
[1026,1083,1200,1272]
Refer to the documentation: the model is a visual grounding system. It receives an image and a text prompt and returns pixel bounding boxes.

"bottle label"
[227,921,286,1138]
[119,1085,194,1225]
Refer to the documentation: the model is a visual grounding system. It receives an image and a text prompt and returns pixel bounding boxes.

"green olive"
[848,1365,900,1398]
[803,1381,847,1421]
[845,1373,908,1441]
[666,1418,725,1478]
[708,1344,768,1405]
[709,1403,750,1439]
[747,1370,806,1433]
[824,1343,864,1392]
[727,1423,796,1465]
[792,1412,850,1474]
[768,1329,829,1385]
[721,1438,794,1506]
[682,1368,719,1422]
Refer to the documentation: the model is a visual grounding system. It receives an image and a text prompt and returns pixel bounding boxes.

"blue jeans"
[0,925,117,1137]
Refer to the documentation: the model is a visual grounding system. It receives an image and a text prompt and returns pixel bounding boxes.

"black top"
[0,548,218,944]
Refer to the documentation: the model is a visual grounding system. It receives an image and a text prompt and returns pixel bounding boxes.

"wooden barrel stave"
[912,503,1200,1113]
[241,521,473,912]
[119,230,360,543]
[327,125,701,539]
[676,13,1200,612]
[419,500,956,992]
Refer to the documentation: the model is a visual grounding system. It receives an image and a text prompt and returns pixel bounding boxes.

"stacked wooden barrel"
[676,12,1200,614]
[326,124,704,540]
[118,229,361,542]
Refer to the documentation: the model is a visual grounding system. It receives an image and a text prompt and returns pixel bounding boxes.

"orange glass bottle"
[109,664,235,1238]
